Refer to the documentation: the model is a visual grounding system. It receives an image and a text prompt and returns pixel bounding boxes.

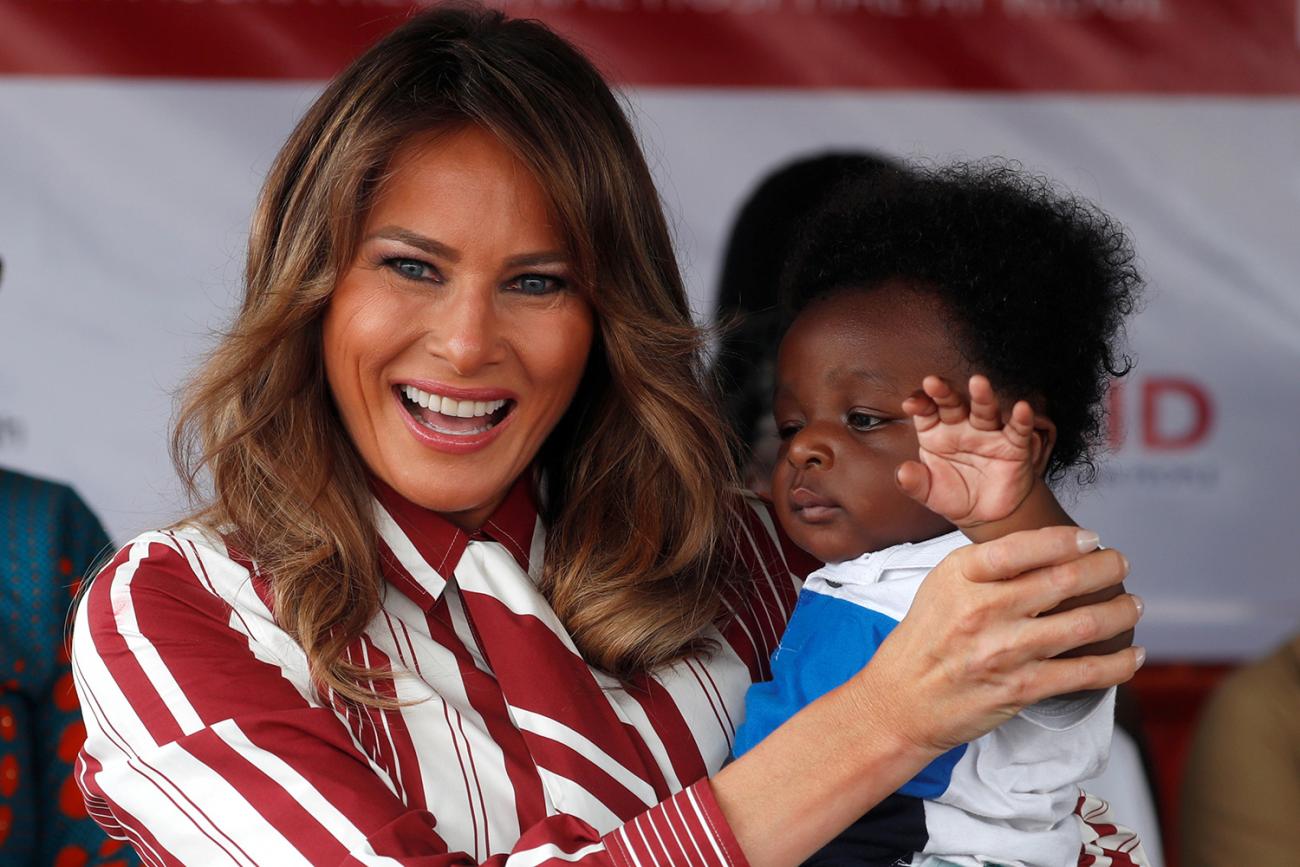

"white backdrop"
[2,6,1299,662]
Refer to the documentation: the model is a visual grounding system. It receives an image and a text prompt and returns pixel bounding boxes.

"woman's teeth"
[400,384,509,436]
[401,385,507,419]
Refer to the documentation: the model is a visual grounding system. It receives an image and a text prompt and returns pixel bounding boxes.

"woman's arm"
[712,526,1143,867]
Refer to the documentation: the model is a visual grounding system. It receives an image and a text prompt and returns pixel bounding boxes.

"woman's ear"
[1031,415,1057,477]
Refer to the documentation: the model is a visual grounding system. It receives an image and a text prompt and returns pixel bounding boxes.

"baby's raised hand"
[896,375,1038,527]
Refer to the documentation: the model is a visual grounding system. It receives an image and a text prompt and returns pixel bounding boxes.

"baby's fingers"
[1003,401,1036,449]
[895,460,932,505]
[904,392,940,433]
[923,375,969,425]
[967,375,1002,432]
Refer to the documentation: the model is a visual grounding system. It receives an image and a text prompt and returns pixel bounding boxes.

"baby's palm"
[898,375,1037,527]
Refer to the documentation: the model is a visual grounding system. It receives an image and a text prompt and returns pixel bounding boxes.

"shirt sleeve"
[71,532,748,867]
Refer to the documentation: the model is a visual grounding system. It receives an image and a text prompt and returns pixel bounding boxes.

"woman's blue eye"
[513,274,565,295]
[385,257,432,281]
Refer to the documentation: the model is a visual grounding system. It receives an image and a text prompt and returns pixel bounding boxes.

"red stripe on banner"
[1,0,1298,93]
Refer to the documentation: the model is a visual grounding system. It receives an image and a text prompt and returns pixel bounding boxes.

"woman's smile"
[395,383,514,437]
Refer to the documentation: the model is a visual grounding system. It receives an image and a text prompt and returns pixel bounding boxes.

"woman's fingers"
[872,536,1144,754]
[960,526,1103,584]
[1011,548,1131,617]
[1026,648,1146,704]
[1016,591,1144,660]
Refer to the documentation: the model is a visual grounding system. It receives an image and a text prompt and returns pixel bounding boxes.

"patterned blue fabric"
[0,468,137,865]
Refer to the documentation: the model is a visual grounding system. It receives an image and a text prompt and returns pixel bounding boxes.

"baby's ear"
[1031,415,1057,477]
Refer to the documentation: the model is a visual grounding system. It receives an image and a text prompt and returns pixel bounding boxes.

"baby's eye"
[383,257,436,282]
[776,422,803,441]
[846,411,886,432]
[510,274,568,296]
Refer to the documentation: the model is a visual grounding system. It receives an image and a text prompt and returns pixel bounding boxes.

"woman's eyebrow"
[504,251,570,268]
[364,227,566,270]
[367,226,460,262]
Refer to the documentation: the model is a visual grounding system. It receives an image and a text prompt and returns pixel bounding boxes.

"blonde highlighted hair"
[173,5,744,700]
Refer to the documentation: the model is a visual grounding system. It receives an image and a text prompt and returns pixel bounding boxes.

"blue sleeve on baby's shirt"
[732,587,965,799]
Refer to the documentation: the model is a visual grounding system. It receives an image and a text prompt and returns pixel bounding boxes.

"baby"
[731,162,1143,867]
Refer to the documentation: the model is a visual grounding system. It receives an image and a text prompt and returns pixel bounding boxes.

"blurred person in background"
[0,254,136,865]
[711,152,904,495]
[1180,632,1300,867]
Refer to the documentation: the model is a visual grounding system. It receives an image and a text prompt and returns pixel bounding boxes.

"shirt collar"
[871,529,969,571]
[817,529,969,586]
[369,473,541,611]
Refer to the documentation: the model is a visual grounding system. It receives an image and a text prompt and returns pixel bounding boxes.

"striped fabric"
[70,477,801,866]
[70,476,1144,866]
[1076,793,1149,867]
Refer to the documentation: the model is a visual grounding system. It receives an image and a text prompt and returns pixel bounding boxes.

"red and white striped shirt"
[72,477,1143,866]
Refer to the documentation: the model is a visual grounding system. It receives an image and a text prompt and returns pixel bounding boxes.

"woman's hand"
[856,525,1144,756]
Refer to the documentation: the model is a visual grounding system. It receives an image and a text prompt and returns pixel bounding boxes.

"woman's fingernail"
[1134,646,1147,670]
[1132,594,1144,618]
[1076,530,1100,553]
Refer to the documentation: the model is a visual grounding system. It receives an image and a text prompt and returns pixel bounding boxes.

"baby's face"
[771,287,967,563]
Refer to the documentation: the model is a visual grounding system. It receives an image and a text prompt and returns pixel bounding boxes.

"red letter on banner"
[1142,378,1214,449]
[1107,380,1126,450]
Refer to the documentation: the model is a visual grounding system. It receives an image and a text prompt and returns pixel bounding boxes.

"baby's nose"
[786,427,833,469]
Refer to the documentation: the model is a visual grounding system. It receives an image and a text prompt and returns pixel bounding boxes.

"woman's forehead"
[363,127,565,251]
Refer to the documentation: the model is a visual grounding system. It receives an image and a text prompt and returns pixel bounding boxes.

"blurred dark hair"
[712,152,905,452]
[782,159,1144,483]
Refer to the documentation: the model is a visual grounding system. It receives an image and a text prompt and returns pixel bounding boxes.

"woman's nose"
[427,284,502,375]
[785,425,833,470]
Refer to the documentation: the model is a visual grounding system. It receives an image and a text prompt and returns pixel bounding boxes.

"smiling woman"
[69,5,1144,867]
[323,127,594,527]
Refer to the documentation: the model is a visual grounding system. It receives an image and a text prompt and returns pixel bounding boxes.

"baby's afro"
[781,160,1144,483]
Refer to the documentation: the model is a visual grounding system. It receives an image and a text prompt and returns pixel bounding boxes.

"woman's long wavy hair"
[173,4,745,700]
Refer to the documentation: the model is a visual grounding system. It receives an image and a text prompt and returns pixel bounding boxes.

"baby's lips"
[790,487,837,510]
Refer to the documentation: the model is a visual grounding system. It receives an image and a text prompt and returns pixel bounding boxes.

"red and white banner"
[5,0,1300,94]
[1,1,1297,662]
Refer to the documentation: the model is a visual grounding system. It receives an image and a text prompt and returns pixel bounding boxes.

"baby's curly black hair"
[781,160,1144,483]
